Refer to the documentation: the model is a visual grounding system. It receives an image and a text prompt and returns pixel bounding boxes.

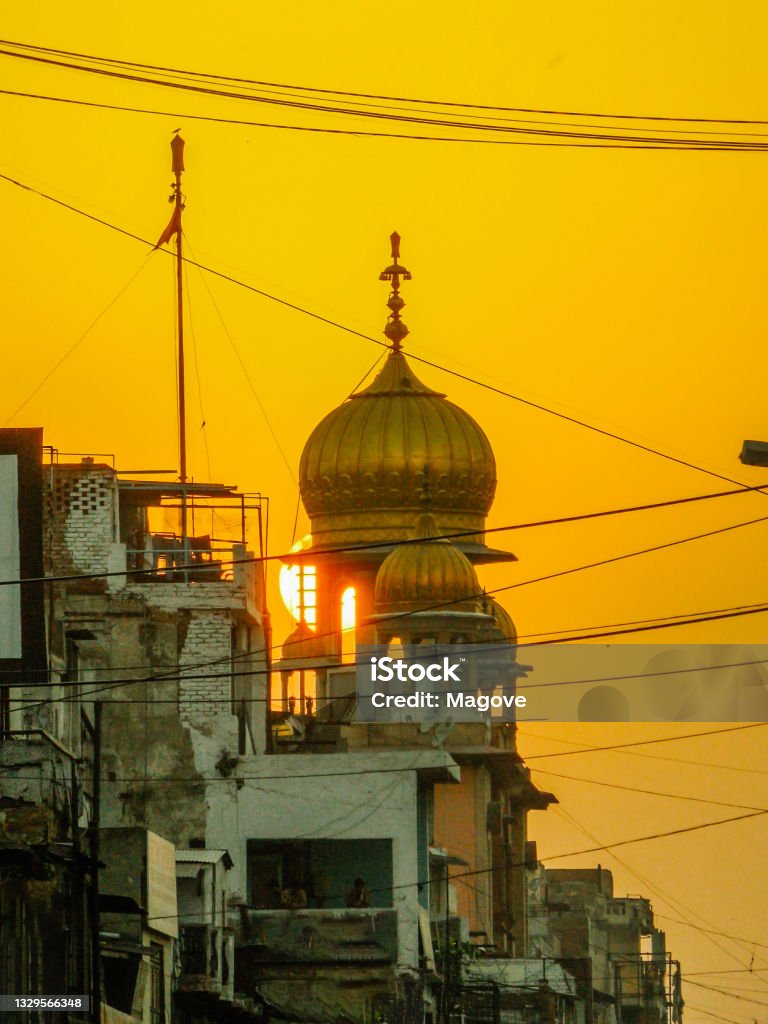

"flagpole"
[169,132,188,578]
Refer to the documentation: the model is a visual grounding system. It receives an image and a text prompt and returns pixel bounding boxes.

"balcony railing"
[0,730,85,846]
[178,924,234,1002]
[236,907,398,964]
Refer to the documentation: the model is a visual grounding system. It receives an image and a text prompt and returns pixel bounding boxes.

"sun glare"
[279,535,316,627]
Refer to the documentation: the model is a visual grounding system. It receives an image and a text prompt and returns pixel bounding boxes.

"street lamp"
[739,440,768,468]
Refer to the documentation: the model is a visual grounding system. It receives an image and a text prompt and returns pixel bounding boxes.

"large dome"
[299,350,496,547]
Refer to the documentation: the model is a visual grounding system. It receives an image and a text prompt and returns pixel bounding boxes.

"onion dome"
[278,619,325,670]
[299,234,496,548]
[374,513,482,615]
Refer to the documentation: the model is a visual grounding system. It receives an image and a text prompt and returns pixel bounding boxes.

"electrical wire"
[524,724,767,760]
[686,1003,756,1024]
[3,48,768,151]
[3,259,150,426]
[686,969,768,977]
[2,42,768,150]
[183,231,298,488]
[552,804,768,976]
[529,767,768,812]
[132,809,768,926]
[4,37,768,127]
[4,86,767,151]
[686,981,768,1006]
[519,727,768,777]
[2,166,766,499]
[2,470,768,589]
[658,918,768,952]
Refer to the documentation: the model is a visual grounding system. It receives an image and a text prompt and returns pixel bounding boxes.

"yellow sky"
[1,2,767,1018]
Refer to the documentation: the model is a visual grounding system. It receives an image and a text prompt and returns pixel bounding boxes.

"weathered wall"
[45,464,125,582]
[230,750,458,969]
[433,763,494,940]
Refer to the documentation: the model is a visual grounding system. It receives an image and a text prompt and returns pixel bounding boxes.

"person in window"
[346,878,370,908]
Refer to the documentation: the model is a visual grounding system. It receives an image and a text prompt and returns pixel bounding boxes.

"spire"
[379,231,412,351]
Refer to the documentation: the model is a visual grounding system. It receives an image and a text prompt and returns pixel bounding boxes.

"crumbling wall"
[45,464,124,583]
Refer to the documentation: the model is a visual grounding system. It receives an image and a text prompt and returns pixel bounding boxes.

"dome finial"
[379,231,412,352]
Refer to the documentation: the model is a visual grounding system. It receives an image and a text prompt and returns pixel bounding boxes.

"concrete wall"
[433,763,493,939]
[229,750,458,972]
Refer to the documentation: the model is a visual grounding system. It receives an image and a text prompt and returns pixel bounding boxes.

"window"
[341,587,356,663]
[279,535,317,627]
[247,839,393,910]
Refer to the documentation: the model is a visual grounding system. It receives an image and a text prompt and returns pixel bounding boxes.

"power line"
[15,581,768,708]
[2,166,766,499]
[7,87,757,150]
[685,1006,753,1024]
[183,231,298,488]
[685,981,768,1007]
[515,598,768,641]
[519,727,768,777]
[0,423,765,591]
[131,809,768,926]
[3,590,766,681]
[3,37,768,127]
[529,767,768,812]
[659,917,768,952]
[552,804,767,974]
[2,48,768,151]
[524,723,767,760]
[3,259,150,426]
[686,969,768,977]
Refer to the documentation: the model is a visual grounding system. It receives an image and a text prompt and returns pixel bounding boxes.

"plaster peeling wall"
[174,609,241,853]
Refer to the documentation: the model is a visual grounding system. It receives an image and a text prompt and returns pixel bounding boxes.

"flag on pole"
[153,206,181,249]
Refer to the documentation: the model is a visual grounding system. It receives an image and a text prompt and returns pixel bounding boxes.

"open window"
[247,838,393,910]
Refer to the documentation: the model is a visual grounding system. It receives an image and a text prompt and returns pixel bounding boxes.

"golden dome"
[299,350,496,546]
[374,513,482,615]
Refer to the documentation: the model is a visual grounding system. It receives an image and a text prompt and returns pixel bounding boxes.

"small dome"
[488,598,517,644]
[374,513,482,615]
[299,350,496,547]
[279,619,324,667]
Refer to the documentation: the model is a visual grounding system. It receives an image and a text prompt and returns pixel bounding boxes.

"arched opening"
[341,586,356,663]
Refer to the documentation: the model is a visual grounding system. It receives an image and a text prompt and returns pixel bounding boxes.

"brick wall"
[45,464,117,576]
[178,610,233,722]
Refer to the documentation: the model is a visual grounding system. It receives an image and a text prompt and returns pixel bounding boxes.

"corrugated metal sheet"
[176,848,230,864]
[175,863,202,878]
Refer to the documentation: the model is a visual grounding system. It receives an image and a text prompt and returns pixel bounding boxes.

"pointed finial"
[379,231,412,352]
[171,131,185,175]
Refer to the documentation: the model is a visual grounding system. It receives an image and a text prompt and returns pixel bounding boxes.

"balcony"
[118,480,266,586]
[178,924,234,1002]
[0,730,84,847]
[235,907,398,965]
